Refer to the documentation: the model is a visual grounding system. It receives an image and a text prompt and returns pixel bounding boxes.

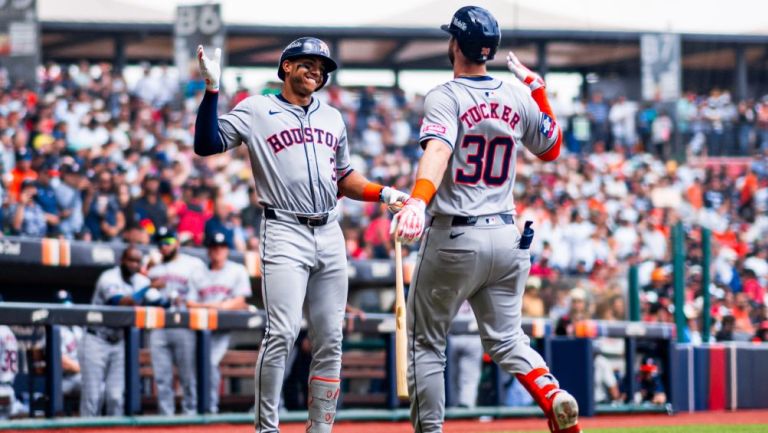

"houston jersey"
[218,95,352,214]
[148,254,207,304]
[188,261,252,304]
[419,76,556,216]
[0,326,18,384]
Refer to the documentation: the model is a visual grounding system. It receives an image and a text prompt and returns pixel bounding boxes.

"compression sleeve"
[529,87,561,162]
[194,91,225,156]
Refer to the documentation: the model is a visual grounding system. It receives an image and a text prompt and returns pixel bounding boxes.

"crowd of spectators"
[1,61,767,347]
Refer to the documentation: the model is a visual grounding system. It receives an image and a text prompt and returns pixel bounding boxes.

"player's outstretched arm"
[194,45,226,156]
[337,170,410,213]
[392,139,451,244]
[507,51,562,162]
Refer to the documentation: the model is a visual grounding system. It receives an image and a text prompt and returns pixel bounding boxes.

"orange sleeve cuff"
[362,182,384,202]
[531,87,554,118]
[411,179,437,204]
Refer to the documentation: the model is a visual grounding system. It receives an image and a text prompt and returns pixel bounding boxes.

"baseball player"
[54,290,83,399]
[194,38,408,433]
[447,300,482,408]
[80,246,150,416]
[187,231,253,414]
[147,227,207,415]
[392,6,581,433]
[0,321,19,419]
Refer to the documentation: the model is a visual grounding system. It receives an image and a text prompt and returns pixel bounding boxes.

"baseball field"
[4,410,767,433]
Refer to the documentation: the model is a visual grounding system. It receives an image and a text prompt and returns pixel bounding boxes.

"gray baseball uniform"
[188,260,252,414]
[408,76,558,433]
[80,266,149,416]
[147,253,206,415]
[0,326,19,419]
[447,301,482,408]
[217,94,349,433]
[60,326,82,396]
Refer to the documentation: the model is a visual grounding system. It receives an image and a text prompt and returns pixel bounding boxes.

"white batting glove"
[380,187,410,213]
[391,198,426,244]
[507,51,545,91]
[197,45,221,92]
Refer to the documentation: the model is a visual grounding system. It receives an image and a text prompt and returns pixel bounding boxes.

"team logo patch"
[422,123,447,135]
[539,113,556,138]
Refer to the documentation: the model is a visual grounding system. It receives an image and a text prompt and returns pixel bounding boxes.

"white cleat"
[551,391,580,432]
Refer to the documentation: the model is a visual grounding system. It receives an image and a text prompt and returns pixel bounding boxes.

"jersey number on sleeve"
[455,135,514,186]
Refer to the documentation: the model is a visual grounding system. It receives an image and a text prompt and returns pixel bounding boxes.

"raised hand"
[197,45,222,92]
[507,51,545,91]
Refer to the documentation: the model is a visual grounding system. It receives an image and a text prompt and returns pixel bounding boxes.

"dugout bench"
[0,302,700,419]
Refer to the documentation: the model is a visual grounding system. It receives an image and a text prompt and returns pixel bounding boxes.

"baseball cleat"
[551,391,580,432]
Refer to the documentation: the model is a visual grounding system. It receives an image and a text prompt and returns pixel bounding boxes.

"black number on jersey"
[454,135,514,186]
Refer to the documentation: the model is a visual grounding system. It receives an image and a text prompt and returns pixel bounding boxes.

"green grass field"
[501,426,767,433]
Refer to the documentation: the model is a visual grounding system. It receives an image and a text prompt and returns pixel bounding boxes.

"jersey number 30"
[455,135,514,186]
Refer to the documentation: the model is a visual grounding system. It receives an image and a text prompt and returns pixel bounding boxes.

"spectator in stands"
[80,246,150,416]
[204,198,242,251]
[83,170,123,242]
[133,174,167,234]
[8,148,36,202]
[177,186,210,246]
[363,203,391,259]
[716,315,736,341]
[33,166,60,236]
[187,231,252,414]
[240,186,262,249]
[753,321,768,342]
[586,92,609,152]
[54,163,84,239]
[521,276,546,318]
[10,179,48,237]
[635,358,666,405]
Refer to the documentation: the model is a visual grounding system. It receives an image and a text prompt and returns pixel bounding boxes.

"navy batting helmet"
[277,37,338,90]
[441,6,501,63]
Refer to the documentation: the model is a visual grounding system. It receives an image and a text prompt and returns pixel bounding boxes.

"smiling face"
[283,56,325,96]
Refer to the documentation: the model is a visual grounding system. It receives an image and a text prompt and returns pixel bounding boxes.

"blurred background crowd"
[1,61,767,348]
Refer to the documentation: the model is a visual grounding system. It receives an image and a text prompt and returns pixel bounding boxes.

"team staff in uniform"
[393,6,581,433]
[0,296,19,419]
[147,227,207,415]
[187,232,253,414]
[80,246,150,416]
[195,38,409,433]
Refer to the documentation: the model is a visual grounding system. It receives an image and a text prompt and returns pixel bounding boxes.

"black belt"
[87,328,122,344]
[436,214,515,226]
[264,208,330,227]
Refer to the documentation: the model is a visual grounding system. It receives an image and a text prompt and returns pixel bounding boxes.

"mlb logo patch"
[422,123,447,135]
[481,47,491,56]
[539,113,556,138]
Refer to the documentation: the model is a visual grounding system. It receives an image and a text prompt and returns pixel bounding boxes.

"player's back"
[420,76,549,217]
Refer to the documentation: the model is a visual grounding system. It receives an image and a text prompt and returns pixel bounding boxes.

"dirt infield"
[4,410,767,433]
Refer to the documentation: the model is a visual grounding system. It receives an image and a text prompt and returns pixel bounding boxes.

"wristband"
[362,182,384,202]
[411,179,437,204]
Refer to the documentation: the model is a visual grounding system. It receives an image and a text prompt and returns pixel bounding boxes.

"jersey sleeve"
[94,271,121,304]
[520,90,560,156]
[218,97,256,151]
[419,86,459,150]
[185,265,207,303]
[234,264,253,298]
[335,126,353,181]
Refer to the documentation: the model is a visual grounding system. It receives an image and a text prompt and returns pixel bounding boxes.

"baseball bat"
[394,238,409,400]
